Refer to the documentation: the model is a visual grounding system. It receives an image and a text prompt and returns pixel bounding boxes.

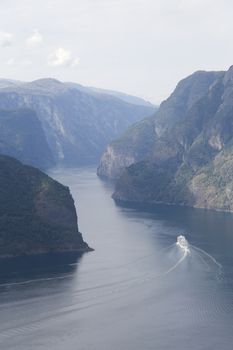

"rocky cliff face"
[97,116,156,178]
[0,155,90,258]
[0,108,54,169]
[98,70,223,179]
[100,66,233,212]
[0,79,155,168]
[97,145,136,179]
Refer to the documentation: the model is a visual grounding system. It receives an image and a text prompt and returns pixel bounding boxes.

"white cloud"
[0,31,14,47]
[48,48,71,66]
[1,0,233,102]
[48,47,79,67]
[21,59,32,66]
[26,29,43,47]
[5,58,32,66]
[71,58,80,67]
[6,58,15,65]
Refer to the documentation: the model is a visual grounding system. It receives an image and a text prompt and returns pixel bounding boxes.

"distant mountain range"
[0,78,156,168]
[65,82,154,107]
[98,66,233,212]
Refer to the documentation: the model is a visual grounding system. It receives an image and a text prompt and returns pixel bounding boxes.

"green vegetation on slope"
[0,155,90,258]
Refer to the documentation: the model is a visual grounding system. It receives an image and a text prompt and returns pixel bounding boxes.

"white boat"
[176,235,190,253]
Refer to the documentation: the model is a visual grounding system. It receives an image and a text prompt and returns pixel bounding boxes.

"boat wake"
[161,235,222,277]
[161,235,190,274]
[0,235,224,345]
[163,247,189,275]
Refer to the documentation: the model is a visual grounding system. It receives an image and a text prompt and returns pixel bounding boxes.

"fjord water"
[1,168,233,349]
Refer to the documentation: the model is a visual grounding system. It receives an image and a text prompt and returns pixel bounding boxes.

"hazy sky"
[0,0,233,103]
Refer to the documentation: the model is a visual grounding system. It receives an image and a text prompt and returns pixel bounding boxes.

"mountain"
[67,82,155,107]
[97,70,222,179]
[0,108,54,169]
[0,155,91,258]
[0,79,23,89]
[98,67,233,212]
[0,78,156,167]
[97,116,157,179]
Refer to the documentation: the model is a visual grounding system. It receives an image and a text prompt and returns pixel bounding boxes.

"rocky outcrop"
[0,79,156,168]
[101,66,233,212]
[97,145,136,179]
[0,155,91,258]
[97,116,157,178]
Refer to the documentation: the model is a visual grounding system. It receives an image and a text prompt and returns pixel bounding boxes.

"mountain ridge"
[0,78,156,168]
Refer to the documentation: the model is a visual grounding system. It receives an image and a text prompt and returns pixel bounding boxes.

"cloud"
[5,58,32,66]
[6,58,15,65]
[48,47,79,67]
[71,58,80,67]
[0,31,14,47]
[26,29,43,47]
[21,59,32,66]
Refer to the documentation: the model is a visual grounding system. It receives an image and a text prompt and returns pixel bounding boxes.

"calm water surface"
[1,167,233,349]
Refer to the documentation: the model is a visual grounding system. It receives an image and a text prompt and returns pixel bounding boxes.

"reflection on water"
[0,252,84,279]
[0,253,84,305]
[0,167,233,350]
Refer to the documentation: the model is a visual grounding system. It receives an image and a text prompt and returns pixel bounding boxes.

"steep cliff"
[0,108,54,169]
[97,116,156,178]
[100,66,233,212]
[0,155,90,258]
[98,70,223,179]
